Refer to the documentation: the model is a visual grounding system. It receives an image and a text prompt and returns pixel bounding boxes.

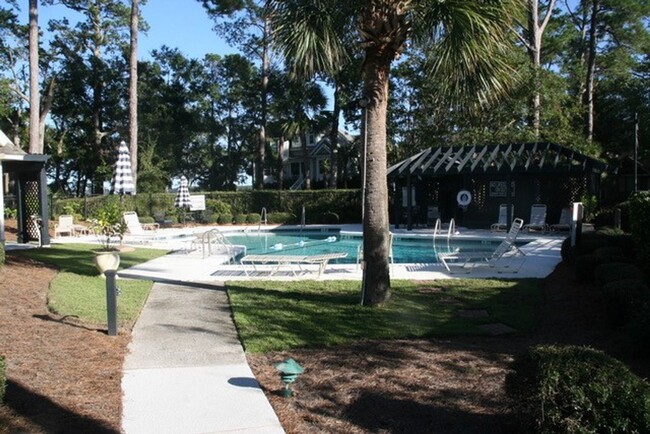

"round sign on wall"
[457,189,472,207]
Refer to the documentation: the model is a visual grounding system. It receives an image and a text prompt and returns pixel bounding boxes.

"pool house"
[388,142,609,230]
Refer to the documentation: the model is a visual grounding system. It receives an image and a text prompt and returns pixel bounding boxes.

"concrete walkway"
[121,282,284,434]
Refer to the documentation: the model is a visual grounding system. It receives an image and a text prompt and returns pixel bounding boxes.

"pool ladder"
[257,207,268,233]
[432,218,456,249]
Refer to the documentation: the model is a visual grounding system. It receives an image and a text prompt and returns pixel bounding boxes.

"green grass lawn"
[14,244,168,326]
[227,279,543,353]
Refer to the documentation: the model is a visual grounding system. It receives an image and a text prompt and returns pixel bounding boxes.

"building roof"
[0,129,49,173]
[387,142,609,179]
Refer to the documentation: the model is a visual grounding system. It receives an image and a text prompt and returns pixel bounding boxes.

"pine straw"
[0,255,129,433]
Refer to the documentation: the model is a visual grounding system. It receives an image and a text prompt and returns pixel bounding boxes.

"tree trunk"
[301,132,311,190]
[256,10,271,190]
[277,134,285,190]
[361,52,391,307]
[129,0,139,190]
[329,81,341,189]
[28,0,40,154]
[526,0,555,138]
[582,0,598,142]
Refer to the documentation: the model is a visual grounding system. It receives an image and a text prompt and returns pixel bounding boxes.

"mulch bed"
[1,220,648,433]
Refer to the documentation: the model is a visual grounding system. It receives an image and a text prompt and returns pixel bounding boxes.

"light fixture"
[275,358,304,397]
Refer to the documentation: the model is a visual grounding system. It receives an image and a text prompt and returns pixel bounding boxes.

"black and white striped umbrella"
[111,141,136,195]
[174,175,191,209]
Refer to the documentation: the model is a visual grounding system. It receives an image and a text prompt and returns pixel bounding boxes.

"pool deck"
[110,223,565,282]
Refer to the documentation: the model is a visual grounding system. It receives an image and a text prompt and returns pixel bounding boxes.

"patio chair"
[523,204,548,232]
[54,215,75,237]
[550,207,572,232]
[438,218,525,273]
[123,211,159,243]
[490,204,514,231]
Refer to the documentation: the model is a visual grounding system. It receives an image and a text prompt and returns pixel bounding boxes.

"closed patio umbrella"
[175,175,192,225]
[111,141,136,195]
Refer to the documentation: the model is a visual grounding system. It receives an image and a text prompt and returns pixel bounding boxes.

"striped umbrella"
[111,141,136,195]
[174,176,191,209]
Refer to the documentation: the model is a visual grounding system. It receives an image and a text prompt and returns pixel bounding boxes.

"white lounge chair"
[550,207,571,232]
[490,204,514,231]
[54,215,75,237]
[123,211,159,243]
[438,218,525,273]
[241,252,348,278]
[523,204,548,232]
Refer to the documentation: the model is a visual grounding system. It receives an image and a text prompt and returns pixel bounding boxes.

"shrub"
[205,198,231,215]
[601,279,649,327]
[217,214,233,225]
[138,215,156,224]
[0,355,5,403]
[506,345,650,433]
[267,212,297,224]
[594,246,625,258]
[574,254,631,283]
[594,263,644,288]
[629,192,650,276]
[233,214,247,225]
[627,303,650,357]
[246,213,261,224]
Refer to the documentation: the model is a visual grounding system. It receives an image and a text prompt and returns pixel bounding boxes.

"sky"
[23,0,237,61]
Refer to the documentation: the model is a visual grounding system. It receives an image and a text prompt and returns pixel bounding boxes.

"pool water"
[225,232,523,264]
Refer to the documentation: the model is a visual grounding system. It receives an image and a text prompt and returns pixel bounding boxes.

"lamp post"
[275,358,304,397]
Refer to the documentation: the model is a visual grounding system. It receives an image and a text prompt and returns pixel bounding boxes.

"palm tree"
[271,0,521,306]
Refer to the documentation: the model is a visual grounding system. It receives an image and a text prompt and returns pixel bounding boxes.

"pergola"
[387,142,609,230]
[0,130,50,245]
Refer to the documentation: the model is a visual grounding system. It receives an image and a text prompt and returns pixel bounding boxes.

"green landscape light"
[274,358,304,397]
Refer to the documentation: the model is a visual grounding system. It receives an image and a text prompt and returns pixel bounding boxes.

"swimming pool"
[225,232,526,264]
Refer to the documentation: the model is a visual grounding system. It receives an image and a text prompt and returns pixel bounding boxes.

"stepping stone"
[438,296,463,306]
[456,309,489,318]
[478,322,517,335]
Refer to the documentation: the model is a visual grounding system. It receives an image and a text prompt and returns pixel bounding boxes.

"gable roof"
[0,129,49,173]
[387,142,609,178]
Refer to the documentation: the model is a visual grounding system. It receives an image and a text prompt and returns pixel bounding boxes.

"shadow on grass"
[4,379,117,433]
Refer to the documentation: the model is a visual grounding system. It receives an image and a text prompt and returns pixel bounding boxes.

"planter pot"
[94,250,120,275]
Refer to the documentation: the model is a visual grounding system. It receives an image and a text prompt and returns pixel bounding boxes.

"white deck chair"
[490,204,514,231]
[523,204,548,232]
[54,215,75,237]
[550,207,571,232]
[123,211,159,243]
[241,252,348,278]
[438,218,526,273]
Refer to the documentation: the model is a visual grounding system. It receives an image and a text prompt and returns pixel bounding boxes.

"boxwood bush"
[217,213,233,225]
[601,279,649,328]
[246,213,261,224]
[267,212,297,224]
[506,345,650,433]
[233,214,247,225]
[594,262,644,287]
[627,303,650,357]
[574,254,632,283]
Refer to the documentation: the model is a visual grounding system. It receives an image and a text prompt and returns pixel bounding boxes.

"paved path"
[121,282,284,434]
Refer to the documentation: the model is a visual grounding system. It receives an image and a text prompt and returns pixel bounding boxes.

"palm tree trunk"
[361,53,391,307]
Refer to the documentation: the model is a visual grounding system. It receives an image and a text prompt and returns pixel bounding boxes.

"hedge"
[51,189,362,225]
[506,345,650,433]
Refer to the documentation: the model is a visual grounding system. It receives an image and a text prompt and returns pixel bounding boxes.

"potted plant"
[89,198,127,275]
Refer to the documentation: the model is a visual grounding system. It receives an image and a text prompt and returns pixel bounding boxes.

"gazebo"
[387,142,609,230]
[0,130,50,245]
